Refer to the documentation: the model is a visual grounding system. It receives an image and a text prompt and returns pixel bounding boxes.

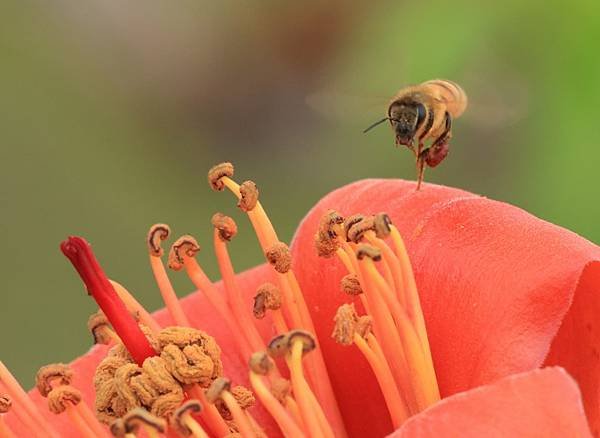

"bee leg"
[416,113,452,190]
[414,141,423,157]
[416,153,427,190]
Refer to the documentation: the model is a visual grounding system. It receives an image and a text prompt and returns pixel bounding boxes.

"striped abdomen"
[422,79,468,118]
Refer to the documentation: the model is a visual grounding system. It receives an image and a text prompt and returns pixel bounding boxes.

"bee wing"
[460,80,529,129]
[305,89,390,124]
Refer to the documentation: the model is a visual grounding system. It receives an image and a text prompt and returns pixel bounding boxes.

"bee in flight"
[364,79,467,190]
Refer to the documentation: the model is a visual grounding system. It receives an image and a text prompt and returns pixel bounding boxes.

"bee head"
[389,103,426,146]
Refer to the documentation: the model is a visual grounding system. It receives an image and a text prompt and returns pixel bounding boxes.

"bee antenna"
[363,117,393,134]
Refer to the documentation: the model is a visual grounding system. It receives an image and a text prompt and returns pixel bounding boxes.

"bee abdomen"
[423,79,468,117]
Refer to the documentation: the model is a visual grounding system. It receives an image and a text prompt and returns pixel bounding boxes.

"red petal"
[291,179,600,436]
[388,367,591,437]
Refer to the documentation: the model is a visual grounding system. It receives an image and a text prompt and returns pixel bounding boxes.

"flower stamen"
[389,225,434,362]
[186,386,230,436]
[254,283,288,334]
[248,353,304,437]
[0,395,16,438]
[36,364,108,438]
[0,361,60,437]
[284,331,335,438]
[122,408,166,438]
[173,400,209,438]
[212,214,266,353]
[147,224,190,326]
[206,378,256,438]
[88,311,120,345]
[210,164,346,436]
[168,235,253,360]
[333,304,408,428]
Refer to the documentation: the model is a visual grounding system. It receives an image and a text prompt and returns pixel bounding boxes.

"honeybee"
[364,79,467,189]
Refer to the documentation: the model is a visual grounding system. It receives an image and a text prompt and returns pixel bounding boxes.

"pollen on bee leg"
[173,400,209,438]
[146,223,190,327]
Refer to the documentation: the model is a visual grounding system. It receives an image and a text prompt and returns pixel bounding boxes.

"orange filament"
[271,308,290,334]
[213,229,265,352]
[0,418,16,438]
[221,177,275,248]
[248,372,304,437]
[0,362,59,438]
[353,334,409,428]
[149,254,190,326]
[110,280,162,335]
[142,424,160,438]
[286,340,335,438]
[355,259,419,411]
[365,231,406,308]
[219,174,347,437]
[74,401,109,437]
[181,257,253,360]
[335,247,356,274]
[180,412,210,438]
[187,385,230,436]
[0,389,43,438]
[284,396,306,434]
[65,406,97,438]
[220,390,257,438]
[389,225,432,357]
[363,258,440,406]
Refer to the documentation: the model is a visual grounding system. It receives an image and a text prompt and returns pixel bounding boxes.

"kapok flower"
[0,164,598,438]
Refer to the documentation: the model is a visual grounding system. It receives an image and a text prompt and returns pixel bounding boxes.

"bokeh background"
[2,1,599,385]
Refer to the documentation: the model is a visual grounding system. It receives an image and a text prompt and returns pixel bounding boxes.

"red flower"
[2,177,599,437]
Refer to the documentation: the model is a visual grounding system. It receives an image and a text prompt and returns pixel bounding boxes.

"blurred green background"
[2,1,599,386]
